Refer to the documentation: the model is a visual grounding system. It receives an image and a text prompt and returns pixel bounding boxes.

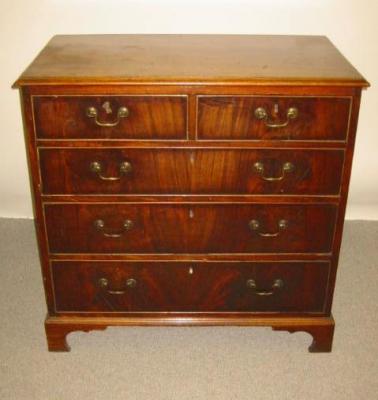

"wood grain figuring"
[39,148,345,195]
[14,35,368,87]
[52,261,329,313]
[33,95,187,139]
[198,96,351,141]
[14,34,368,352]
[44,203,337,254]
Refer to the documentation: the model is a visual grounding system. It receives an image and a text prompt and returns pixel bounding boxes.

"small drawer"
[39,148,344,195]
[33,95,187,139]
[197,96,351,141]
[44,203,337,254]
[52,260,329,313]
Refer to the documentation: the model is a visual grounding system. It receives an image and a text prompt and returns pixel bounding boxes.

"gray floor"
[0,219,377,399]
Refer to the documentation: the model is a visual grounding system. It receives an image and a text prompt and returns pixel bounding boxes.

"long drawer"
[33,95,188,139]
[52,261,330,313]
[39,148,344,195]
[197,96,351,141]
[44,203,337,254]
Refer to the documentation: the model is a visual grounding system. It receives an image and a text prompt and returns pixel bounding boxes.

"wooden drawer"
[197,96,351,141]
[39,148,344,195]
[52,260,329,313]
[44,203,337,254]
[33,96,187,139]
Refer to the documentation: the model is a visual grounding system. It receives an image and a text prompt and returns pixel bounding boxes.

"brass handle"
[94,219,133,238]
[86,106,129,127]
[254,106,298,128]
[249,219,288,237]
[253,161,294,181]
[90,161,132,181]
[98,277,137,294]
[246,278,284,296]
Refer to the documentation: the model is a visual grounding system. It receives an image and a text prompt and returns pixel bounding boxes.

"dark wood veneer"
[33,95,188,139]
[44,203,337,254]
[39,148,344,195]
[52,261,329,313]
[197,96,351,141]
[14,35,368,352]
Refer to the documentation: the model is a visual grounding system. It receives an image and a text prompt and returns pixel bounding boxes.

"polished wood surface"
[45,315,335,352]
[14,34,368,352]
[44,203,337,254]
[198,96,351,141]
[14,35,368,87]
[33,95,187,139]
[39,148,344,195]
[52,261,329,313]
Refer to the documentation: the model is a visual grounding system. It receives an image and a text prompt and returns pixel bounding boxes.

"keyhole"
[102,101,112,114]
[189,152,195,166]
[188,267,194,275]
[273,103,279,116]
[189,209,194,219]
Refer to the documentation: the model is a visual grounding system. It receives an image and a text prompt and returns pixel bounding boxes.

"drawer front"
[39,148,344,195]
[33,96,187,139]
[45,203,337,254]
[52,261,329,313]
[197,96,351,141]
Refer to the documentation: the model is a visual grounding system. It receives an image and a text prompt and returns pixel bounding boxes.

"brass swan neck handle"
[86,106,129,127]
[246,279,284,296]
[249,219,288,237]
[90,161,132,181]
[254,106,298,128]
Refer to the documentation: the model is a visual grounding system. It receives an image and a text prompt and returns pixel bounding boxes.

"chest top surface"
[14,34,368,87]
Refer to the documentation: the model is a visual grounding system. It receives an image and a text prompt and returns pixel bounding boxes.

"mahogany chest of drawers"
[14,34,368,352]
